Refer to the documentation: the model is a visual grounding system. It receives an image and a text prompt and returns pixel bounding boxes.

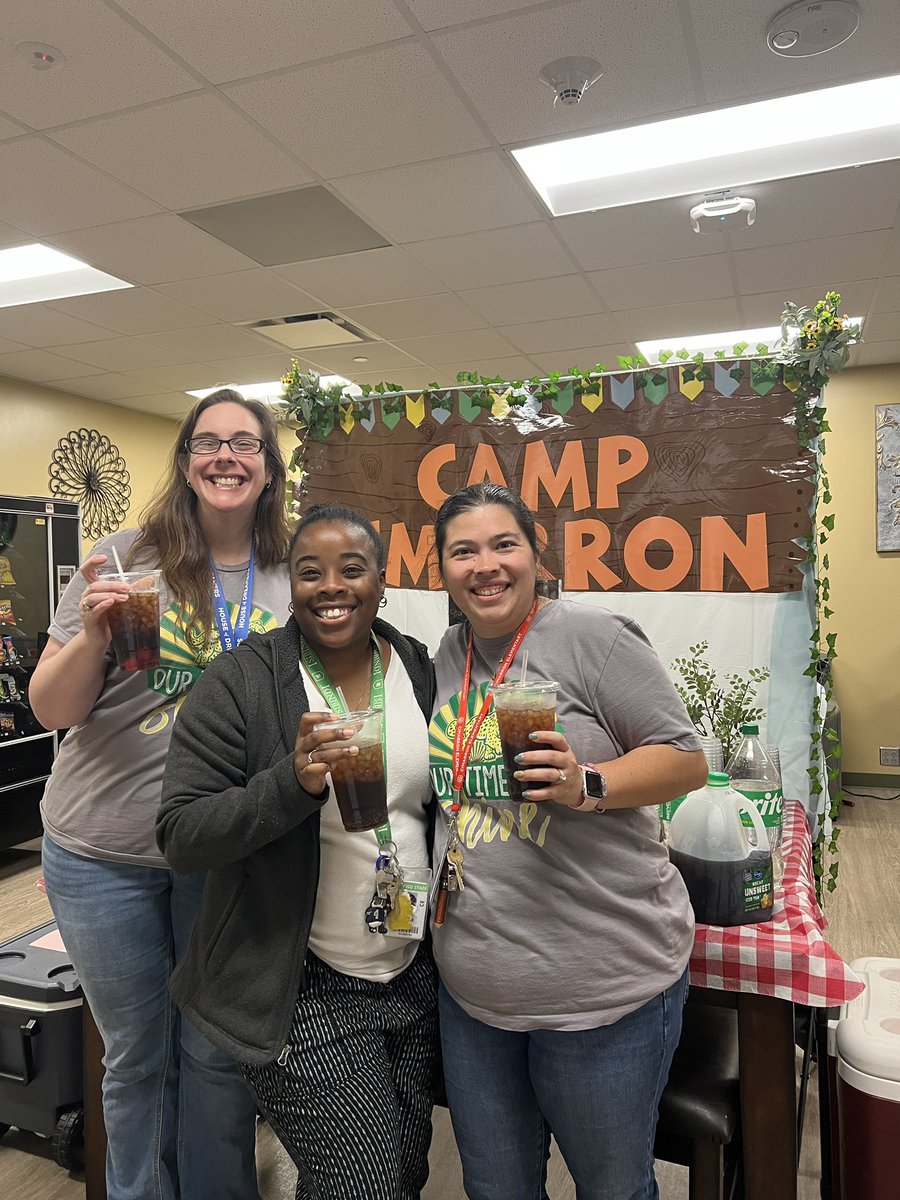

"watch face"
[585,770,607,799]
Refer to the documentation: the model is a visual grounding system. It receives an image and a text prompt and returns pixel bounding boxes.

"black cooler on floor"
[0,919,84,1162]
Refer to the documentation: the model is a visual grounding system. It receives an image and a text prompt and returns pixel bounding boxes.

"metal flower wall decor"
[48,428,131,539]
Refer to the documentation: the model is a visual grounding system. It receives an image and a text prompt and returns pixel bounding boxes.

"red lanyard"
[450,597,540,805]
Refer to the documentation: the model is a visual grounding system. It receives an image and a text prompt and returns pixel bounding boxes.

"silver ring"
[80,598,92,613]
[558,769,567,783]
[306,750,315,765]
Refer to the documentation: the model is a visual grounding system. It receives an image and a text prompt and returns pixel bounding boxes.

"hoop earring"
[378,595,387,609]
[288,601,293,613]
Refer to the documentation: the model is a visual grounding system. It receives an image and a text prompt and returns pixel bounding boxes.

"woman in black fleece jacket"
[158,505,438,1200]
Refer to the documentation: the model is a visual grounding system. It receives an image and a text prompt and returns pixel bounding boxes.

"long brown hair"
[126,389,291,631]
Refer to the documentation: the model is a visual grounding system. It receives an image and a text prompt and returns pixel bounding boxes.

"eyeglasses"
[184,436,267,456]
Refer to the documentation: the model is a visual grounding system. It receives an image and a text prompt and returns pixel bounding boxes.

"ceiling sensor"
[690,192,757,234]
[766,1,859,58]
[15,42,66,71]
[539,57,603,107]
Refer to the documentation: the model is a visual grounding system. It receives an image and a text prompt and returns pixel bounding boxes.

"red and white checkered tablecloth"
[689,798,866,1007]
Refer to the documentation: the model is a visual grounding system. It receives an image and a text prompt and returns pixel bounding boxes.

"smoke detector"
[690,191,757,234]
[766,1,859,58]
[539,57,603,107]
[15,42,65,71]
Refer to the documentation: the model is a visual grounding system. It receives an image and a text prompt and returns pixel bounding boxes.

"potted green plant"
[671,640,770,763]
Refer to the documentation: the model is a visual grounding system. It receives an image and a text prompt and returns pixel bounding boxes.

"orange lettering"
[521,440,590,512]
[465,444,509,489]
[700,514,769,591]
[417,444,456,509]
[624,517,693,590]
[595,436,650,509]
[563,520,622,589]
[386,523,441,589]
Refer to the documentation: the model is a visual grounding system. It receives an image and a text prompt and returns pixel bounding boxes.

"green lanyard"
[299,633,392,846]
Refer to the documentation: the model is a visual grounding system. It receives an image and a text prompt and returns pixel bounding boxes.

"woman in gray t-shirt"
[428,482,707,1200]
[31,389,291,1200]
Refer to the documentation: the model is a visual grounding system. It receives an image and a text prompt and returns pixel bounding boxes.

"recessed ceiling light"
[186,375,359,404]
[511,72,900,216]
[636,319,863,363]
[352,356,369,363]
[0,243,132,309]
[15,42,65,71]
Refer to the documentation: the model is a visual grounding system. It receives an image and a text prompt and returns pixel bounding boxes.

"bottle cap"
[741,723,760,735]
[708,771,730,786]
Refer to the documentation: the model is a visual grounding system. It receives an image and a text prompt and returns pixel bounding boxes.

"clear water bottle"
[726,723,784,883]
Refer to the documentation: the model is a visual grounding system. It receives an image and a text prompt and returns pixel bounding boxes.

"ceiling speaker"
[766,1,860,58]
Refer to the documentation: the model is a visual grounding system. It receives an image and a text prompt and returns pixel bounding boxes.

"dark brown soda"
[330,744,388,831]
[106,591,160,671]
[495,705,556,802]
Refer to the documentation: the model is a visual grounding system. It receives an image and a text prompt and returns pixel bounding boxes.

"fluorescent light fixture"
[187,375,359,404]
[511,73,900,216]
[637,319,863,363]
[0,243,132,308]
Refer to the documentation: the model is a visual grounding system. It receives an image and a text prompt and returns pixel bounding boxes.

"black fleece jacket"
[157,617,435,1066]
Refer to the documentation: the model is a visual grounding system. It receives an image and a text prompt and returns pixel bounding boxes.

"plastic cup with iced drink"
[314,708,387,832]
[98,569,161,671]
[492,680,559,802]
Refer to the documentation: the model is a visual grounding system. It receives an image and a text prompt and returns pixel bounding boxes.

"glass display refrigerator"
[0,495,81,849]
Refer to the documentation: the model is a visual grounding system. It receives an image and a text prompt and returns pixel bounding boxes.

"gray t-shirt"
[41,528,290,866]
[429,598,699,1031]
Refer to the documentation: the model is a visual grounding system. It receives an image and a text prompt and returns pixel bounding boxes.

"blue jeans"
[42,835,260,1200]
[438,968,689,1200]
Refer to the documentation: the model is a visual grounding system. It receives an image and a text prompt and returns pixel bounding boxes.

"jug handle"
[737,796,769,854]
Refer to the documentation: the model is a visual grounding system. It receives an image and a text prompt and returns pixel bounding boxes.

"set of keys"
[434,821,466,926]
[365,846,403,934]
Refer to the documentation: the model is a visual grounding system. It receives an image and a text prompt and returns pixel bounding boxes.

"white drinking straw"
[519,649,529,685]
[111,544,126,579]
[337,686,351,715]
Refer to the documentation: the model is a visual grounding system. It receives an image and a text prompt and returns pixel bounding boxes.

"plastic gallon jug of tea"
[668,772,774,926]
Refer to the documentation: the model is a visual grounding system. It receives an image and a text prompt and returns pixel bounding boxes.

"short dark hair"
[290,504,387,571]
[433,483,539,568]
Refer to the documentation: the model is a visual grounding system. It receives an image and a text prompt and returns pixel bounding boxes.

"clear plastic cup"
[313,708,387,832]
[492,680,558,803]
[97,569,161,671]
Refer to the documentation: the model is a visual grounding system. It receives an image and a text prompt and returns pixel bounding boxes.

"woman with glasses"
[31,389,291,1200]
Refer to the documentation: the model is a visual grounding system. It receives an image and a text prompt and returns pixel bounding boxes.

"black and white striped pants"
[241,946,438,1200]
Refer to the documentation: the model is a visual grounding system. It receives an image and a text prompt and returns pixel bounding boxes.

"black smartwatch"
[578,764,608,811]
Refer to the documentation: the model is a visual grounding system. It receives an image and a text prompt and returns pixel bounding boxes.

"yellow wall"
[824,364,900,778]
[3,377,299,557]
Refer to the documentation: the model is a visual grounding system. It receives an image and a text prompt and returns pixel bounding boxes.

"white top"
[305,649,432,981]
[837,956,900,1096]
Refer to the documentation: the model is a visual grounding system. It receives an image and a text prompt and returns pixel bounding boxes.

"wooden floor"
[1,788,897,1199]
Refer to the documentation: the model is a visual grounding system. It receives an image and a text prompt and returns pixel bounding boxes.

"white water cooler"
[833,956,900,1200]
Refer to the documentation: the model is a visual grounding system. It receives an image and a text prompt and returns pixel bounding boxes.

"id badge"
[383,868,432,941]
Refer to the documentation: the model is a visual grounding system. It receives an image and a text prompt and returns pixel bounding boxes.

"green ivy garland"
[280,293,861,898]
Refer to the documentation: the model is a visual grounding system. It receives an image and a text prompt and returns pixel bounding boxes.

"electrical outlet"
[879,746,900,768]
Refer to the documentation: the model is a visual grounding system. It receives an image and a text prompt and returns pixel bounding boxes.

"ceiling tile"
[739,282,876,328]
[226,42,489,177]
[141,324,274,361]
[690,0,900,104]
[350,367,434,392]
[50,94,311,210]
[0,336,28,354]
[433,0,695,143]
[0,139,162,235]
[190,354,299,385]
[104,391,193,419]
[876,277,900,312]
[615,298,742,343]
[860,313,900,343]
[342,294,485,340]
[46,215,260,285]
[588,255,733,311]
[393,328,524,363]
[406,0,547,29]
[334,152,541,243]
[458,274,602,325]
[124,362,228,391]
[115,0,414,83]
[274,247,445,307]
[499,312,625,355]
[856,340,900,367]
[301,343,430,375]
[555,199,727,272]
[425,354,542,382]
[529,344,626,373]
[48,338,187,372]
[407,223,575,290]
[0,305,117,347]
[0,115,28,140]
[881,230,900,275]
[0,220,30,249]
[0,0,199,127]
[0,347,107,383]
[156,270,319,322]
[49,288,215,335]
[56,373,163,401]
[734,232,891,296]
